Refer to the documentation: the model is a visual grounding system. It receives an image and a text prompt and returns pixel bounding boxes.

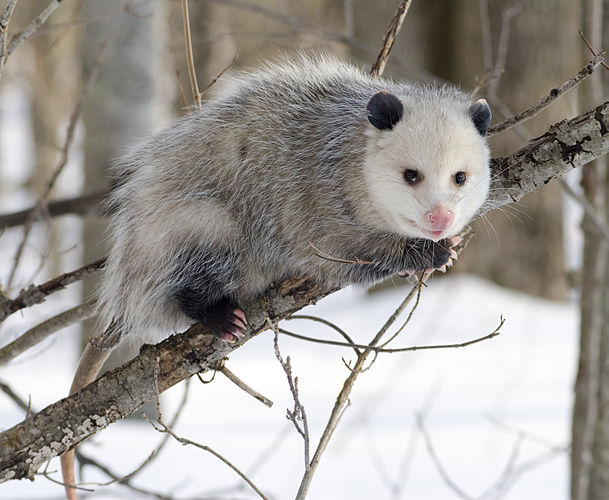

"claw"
[233,308,248,325]
[449,236,461,246]
[219,331,237,343]
[232,316,247,329]
[231,326,245,338]
[449,249,458,260]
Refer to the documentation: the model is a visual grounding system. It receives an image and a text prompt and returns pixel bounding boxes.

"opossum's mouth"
[402,217,448,241]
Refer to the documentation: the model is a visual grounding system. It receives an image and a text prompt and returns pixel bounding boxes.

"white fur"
[363,96,490,242]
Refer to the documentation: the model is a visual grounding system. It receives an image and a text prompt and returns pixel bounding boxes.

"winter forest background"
[0,1,608,499]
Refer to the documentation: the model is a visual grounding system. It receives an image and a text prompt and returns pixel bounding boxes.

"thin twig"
[416,413,474,499]
[219,365,273,407]
[286,314,359,352]
[279,316,504,353]
[0,191,107,229]
[0,301,96,366]
[271,321,310,472]
[147,415,268,500]
[309,242,373,265]
[487,3,521,101]
[181,0,200,107]
[487,53,606,136]
[295,277,425,498]
[370,0,413,77]
[0,379,30,413]
[6,0,63,57]
[380,274,425,348]
[199,53,239,97]
[580,29,609,70]
[0,0,18,80]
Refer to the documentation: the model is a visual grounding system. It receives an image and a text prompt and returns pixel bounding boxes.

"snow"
[0,275,577,500]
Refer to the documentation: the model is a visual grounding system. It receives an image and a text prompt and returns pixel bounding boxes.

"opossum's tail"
[60,322,122,500]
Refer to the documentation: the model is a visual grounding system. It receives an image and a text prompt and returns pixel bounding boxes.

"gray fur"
[96,54,491,347]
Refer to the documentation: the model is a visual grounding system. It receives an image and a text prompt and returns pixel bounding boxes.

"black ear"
[367,91,404,130]
[468,98,491,136]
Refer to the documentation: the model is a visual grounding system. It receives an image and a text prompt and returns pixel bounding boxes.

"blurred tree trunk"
[80,1,157,348]
[432,0,579,300]
[19,3,80,280]
[573,2,609,498]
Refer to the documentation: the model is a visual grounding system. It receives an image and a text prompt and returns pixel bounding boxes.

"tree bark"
[1,101,608,482]
[577,1,609,499]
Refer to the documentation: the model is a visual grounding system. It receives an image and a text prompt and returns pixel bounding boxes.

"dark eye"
[404,169,420,184]
[455,171,467,185]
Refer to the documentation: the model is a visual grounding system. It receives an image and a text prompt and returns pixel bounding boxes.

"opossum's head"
[362,90,491,242]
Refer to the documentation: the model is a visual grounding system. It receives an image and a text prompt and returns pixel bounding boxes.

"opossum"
[61,55,491,499]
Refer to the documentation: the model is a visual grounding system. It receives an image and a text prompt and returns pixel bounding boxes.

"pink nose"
[426,206,454,231]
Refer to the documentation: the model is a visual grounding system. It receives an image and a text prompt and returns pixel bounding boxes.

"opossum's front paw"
[400,236,460,276]
[432,236,460,273]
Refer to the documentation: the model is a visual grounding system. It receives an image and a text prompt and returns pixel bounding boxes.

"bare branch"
[0,0,18,79]
[199,53,239,98]
[0,258,106,324]
[147,416,268,500]
[279,316,503,353]
[580,29,609,71]
[488,53,606,136]
[6,0,63,57]
[181,0,200,107]
[370,0,414,77]
[486,100,609,209]
[0,379,30,413]
[0,192,107,229]
[219,365,273,408]
[0,301,96,366]
[272,325,310,473]
[558,178,609,243]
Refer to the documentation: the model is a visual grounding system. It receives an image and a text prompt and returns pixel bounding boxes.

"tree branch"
[1,101,608,483]
[0,259,106,324]
[0,191,107,229]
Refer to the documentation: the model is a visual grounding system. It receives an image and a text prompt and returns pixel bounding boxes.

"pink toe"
[231,326,245,338]
[233,308,247,325]
[219,332,237,343]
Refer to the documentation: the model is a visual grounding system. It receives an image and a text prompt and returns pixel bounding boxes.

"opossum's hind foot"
[217,306,248,343]
[195,298,248,343]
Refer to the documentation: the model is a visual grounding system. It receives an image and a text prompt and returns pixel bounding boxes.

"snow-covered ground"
[0,274,577,500]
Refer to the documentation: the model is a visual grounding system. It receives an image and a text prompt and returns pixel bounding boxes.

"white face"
[362,100,491,242]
